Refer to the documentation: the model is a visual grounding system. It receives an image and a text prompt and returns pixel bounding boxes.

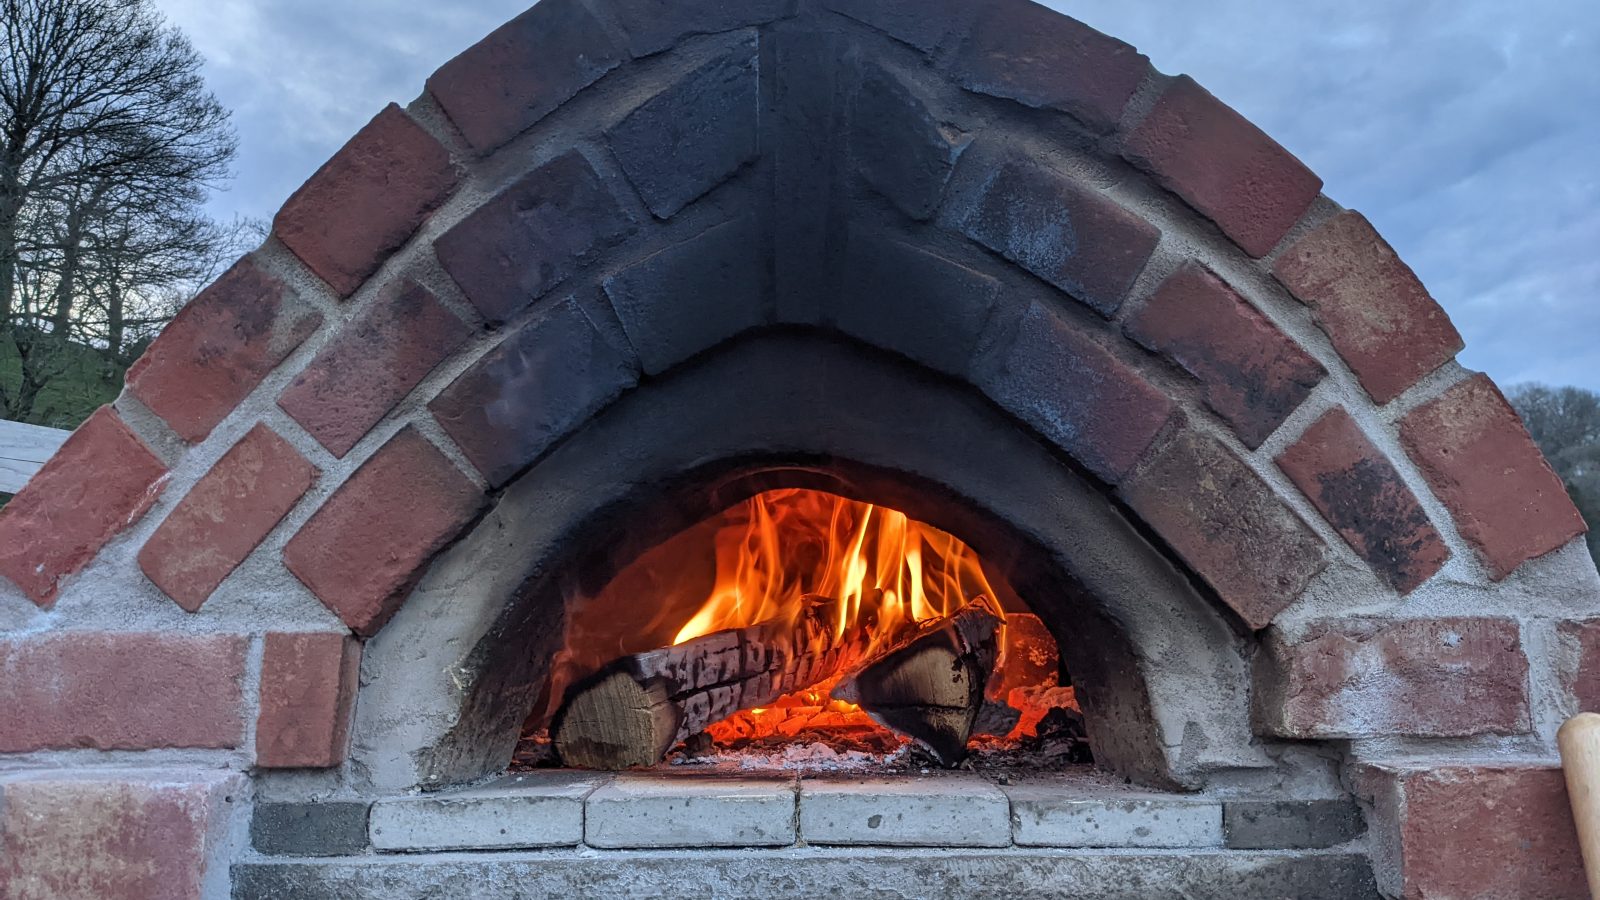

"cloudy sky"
[154,0,1599,392]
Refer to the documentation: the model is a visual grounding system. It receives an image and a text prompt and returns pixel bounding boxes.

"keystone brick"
[1399,374,1586,579]
[1274,211,1463,403]
[604,0,796,58]
[1125,76,1322,258]
[957,156,1159,316]
[431,297,640,487]
[283,427,486,635]
[603,217,766,375]
[980,300,1174,484]
[0,632,245,751]
[435,151,635,325]
[0,407,166,605]
[606,40,760,219]
[126,257,323,443]
[1256,618,1529,738]
[0,770,241,900]
[274,104,459,298]
[278,279,473,457]
[950,0,1148,132]
[252,801,371,857]
[823,0,973,54]
[427,0,623,152]
[256,632,362,768]
[833,230,1000,378]
[139,424,317,611]
[1121,426,1326,629]
[849,61,967,220]
[1276,408,1449,593]
[1354,763,1586,900]
[1125,262,1323,448]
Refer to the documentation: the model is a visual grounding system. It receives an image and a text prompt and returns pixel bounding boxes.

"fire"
[671,489,1002,656]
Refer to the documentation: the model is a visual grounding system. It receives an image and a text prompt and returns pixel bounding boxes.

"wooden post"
[1559,712,1600,899]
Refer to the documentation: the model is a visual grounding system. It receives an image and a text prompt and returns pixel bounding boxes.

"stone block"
[0,632,245,752]
[1120,425,1326,629]
[849,62,966,220]
[798,776,1009,846]
[1276,408,1449,593]
[139,424,316,611]
[603,0,796,58]
[1273,211,1463,403]
[603,216,767,375]
[125,256,322,443]
[435,151,635,325]
[256,632,362,768]
[0,770,241,900]
[274,104,459,297]
[1255,617,1530,738]
[585,774,796,848]
[1223,799,1365,850]
[252,801,372,857]
[955,155,1158,316]
[283,427,486,635]
[606,37,759,219]
[1399,373,1586,579]
[1003,782,1223,848]
[0,406,166,605]
[370,773,605,851]
[1125,76,1321,258]
[278,279,473,458]
[1124,262,1323,448]
[950,0,1147,132]
[833,230,1000,378]
[427,0,622,152]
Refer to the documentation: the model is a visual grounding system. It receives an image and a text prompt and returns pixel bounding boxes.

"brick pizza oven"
[1,0,1597,897]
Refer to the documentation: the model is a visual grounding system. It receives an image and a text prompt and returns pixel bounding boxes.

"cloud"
[155,0,1600,392]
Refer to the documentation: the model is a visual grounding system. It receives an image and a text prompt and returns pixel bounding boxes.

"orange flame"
[672,489,1001,658]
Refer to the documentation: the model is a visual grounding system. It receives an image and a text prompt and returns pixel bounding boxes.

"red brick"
[0,633,246,751]
[0,770,241,900]
[256,632,362,768]
[434,151,635,325]
[278,279,473,457]
[427,0,622,152]
[138,424,317,611]
[1273,211,1464,403]
[950,0,1148,132]
[957,156,1159,316]
[1124,76,1322,258]
[604,0,796,58]
[1125,262,1324,448]
[283,427,486,635]
[274,104,459,298]
[431,297,639,487]
[1257,618,1528,738]
[1400,374,1587,579]
[0,407,166,606]
[1355,763,1586,899]
[980,300,1175,483]
[1276,409,1449,593]
[125,257,323,443]
[1120,425,1325,628]
[1560,618,1600,712]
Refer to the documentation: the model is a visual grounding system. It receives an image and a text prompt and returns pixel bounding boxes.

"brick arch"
[0,1,1597,894]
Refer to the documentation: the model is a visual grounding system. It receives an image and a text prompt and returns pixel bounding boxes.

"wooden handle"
[1559,712,1600,899]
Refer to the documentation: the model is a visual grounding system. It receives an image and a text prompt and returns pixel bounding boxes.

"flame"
[672,489,1001,657]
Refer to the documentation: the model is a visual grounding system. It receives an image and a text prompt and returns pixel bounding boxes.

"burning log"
[831,598,1004,766]
[552,595,870,769]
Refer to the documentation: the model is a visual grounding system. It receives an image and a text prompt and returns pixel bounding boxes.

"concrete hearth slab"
[798,774,1009,846]
[584,773,797,848]
[369,772,607,851]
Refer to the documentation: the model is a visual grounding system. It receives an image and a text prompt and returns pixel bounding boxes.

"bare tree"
[1,0,239,426]
[1508,383,1600,566]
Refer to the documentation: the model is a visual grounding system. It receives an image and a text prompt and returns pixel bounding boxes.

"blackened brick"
[850,62,967,220]
[604,0,796,57]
